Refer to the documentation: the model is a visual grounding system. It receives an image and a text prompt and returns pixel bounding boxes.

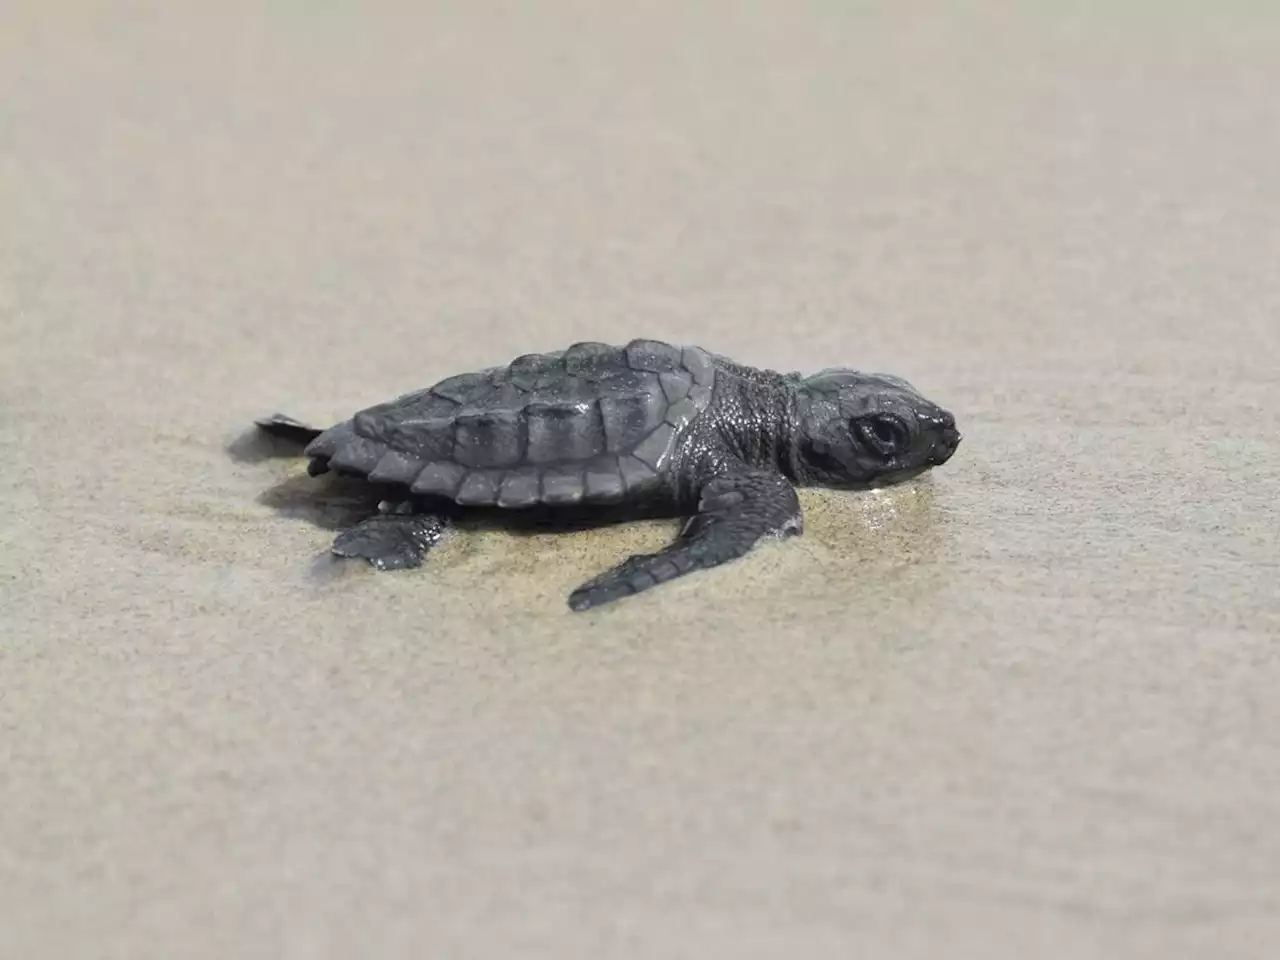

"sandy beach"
[3,2,1279,957]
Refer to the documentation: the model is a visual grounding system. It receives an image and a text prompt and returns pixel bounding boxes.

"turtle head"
[792,369,961,488]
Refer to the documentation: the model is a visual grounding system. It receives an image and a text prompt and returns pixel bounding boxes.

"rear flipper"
[332,504,450,571]
[254,413,325,446]
[567,465,803,611]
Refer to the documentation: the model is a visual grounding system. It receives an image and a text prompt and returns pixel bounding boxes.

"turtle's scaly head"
[792,369,961,488]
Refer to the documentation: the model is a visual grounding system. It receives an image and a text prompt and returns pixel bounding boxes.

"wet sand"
[3,2,1279,957]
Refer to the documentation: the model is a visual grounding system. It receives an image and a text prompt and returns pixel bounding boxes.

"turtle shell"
[303,339,716,508]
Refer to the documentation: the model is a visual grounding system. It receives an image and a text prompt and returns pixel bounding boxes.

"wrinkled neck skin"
[669,356,805,504]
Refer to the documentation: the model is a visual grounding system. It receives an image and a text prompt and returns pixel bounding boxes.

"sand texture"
[3,2,1279,957]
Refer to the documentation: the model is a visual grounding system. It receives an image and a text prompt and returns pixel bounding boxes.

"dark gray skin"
[255,339,961,611]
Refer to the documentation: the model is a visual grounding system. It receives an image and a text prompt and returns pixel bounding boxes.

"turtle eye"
[856,415,908,459]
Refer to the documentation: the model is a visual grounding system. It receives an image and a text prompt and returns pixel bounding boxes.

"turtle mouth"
[930,426,962,465]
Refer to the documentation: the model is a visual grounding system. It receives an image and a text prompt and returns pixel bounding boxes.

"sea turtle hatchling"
[254,338,961,611]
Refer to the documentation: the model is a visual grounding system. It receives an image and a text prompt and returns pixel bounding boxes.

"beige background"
[3,2,1279,957]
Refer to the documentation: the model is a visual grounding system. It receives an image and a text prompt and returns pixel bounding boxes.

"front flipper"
[332,508,450,571]
[567,466,803,612]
